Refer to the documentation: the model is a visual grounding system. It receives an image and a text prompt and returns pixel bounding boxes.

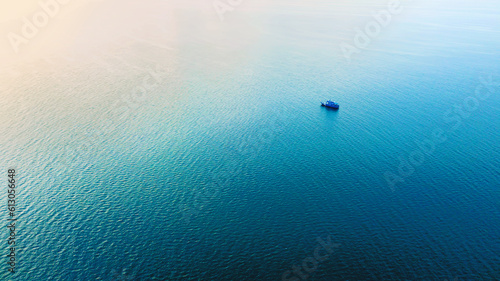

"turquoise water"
[1,0,500,280]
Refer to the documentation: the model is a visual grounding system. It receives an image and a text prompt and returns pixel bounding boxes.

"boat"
[321,100,339,109]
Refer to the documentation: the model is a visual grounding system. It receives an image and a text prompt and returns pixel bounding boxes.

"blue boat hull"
[321,103,339,109]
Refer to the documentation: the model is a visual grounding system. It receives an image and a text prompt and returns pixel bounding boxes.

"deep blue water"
[1,0,499,280]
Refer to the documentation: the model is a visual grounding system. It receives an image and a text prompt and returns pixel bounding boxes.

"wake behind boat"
[321,100,339,109]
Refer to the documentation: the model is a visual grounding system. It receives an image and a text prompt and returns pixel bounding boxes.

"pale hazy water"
[1,0,500,280]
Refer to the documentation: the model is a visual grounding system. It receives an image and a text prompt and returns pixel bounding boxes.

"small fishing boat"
[321,100,339,109]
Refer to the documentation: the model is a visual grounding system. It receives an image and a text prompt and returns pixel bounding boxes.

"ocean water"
[1,0,499,280]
